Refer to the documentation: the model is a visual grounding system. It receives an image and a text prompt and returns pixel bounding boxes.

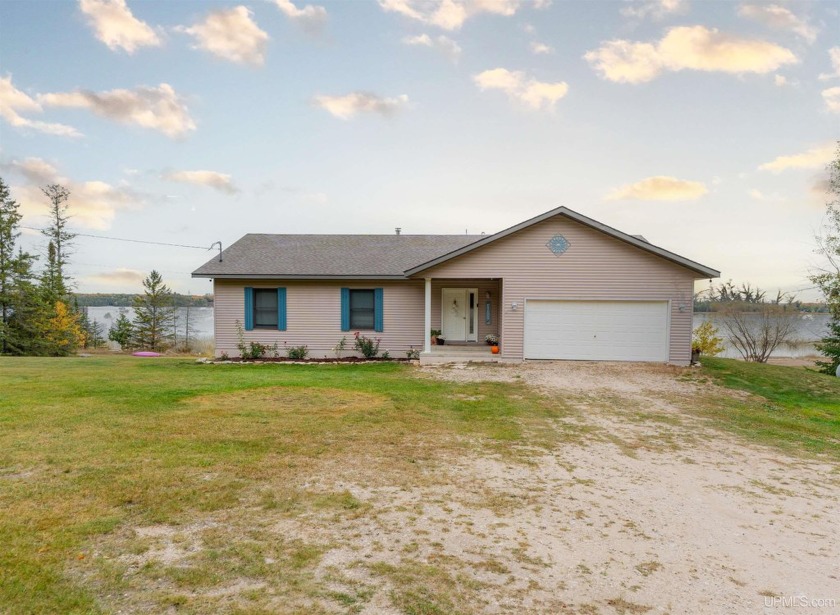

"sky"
[0,0,838,300]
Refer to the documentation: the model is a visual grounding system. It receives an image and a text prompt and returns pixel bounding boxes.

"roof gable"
[404,206,719,279]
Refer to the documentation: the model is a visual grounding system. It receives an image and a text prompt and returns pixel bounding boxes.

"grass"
[1,355,839,613]
[0,356,567,614]
[695,358,840,459]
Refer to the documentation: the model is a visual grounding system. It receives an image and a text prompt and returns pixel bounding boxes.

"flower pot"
[437,338,445,345]
[491,345,500,354]
[691,349,700,364]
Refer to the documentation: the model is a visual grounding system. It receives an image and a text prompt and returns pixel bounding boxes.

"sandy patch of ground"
[82,362,839,614]
[279,362,838,614]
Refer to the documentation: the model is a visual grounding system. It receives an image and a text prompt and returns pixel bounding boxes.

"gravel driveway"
[317,361,839,614]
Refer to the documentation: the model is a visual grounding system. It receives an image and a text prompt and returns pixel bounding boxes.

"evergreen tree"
[810,142,840,375]
[39,185,75,304]
[0,178,22,354]
[132,270,175,351]
[89,319,105,349]
[0,178,49,355]
[108,309,135,350]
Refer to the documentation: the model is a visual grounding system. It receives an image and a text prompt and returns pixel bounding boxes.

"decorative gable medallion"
[546,234,570,255]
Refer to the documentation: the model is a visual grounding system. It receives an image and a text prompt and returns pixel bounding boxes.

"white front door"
[441,288,478,342]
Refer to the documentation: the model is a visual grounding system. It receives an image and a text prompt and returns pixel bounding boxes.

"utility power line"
[21,226,213,251]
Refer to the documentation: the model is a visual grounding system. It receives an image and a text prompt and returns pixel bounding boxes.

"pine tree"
[89,319,105,349]
[811,142,840,375]
[108,309,135,350]
[39,185,75,305]
[132,270,175,351]
[0,178,49,355]
[0,178,22,354]
[5,247,50,355]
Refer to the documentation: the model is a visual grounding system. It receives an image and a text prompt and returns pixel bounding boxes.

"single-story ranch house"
[193,206,719,364]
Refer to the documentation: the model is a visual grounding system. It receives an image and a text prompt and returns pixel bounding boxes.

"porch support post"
[423,277,432,354]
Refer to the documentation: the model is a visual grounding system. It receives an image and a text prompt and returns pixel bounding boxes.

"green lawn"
[1,356,838,614]
[695,358,840,458]
[0,356,566,614]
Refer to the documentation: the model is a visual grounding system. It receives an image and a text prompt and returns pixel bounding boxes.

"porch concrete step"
[420,352,500,365]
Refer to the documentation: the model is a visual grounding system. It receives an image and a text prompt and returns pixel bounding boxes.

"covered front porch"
[419,277,502,361]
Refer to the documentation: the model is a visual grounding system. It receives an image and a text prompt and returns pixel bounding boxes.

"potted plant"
[437,335,446,346]
[484,334,499,346]
[430,329,441,345]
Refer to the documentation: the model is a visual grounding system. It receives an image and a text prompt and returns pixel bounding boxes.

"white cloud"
[621,0,687,21]
[179,6,268,66]
[473,68,568,110]
[6,157,144,230]
[605,176,708,201]
[273,0,327,34]
[748,188,765,200]
[86,268,145,285]
[738,4,817,44]
[78,0,161,53]
[312,92,409,119]
[38,83,195,138]
[0,75,81,137]
[378,0,519,31]
[402,33,462,60]
[585,25,797,84]
[819,47,840,80]
[533,0,552,8]
[758,144,834,172]
[822,86,840,113]
[773,74,787,87]
[530,42,552,55]
[163,169,238,194]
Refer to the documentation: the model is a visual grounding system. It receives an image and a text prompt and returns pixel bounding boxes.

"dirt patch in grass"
[3,357,838,614]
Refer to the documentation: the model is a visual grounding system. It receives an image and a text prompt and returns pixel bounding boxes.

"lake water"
[85,306,831,359]
[693,313,830,358]
[85,307,214,340]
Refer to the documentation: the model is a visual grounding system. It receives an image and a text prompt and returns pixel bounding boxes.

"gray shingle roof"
[192,234,484,278]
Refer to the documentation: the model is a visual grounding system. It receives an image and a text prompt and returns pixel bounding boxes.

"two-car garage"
[523,300,670,362]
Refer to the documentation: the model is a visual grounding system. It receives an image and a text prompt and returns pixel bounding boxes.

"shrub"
[717,303,798,363]
[287,345,309,360]
[333,336,347,358]
[235,320,248,358]
[406,347,420,360]
[247,342,269,360]
[692,320,725,356]
[353,331,380,358]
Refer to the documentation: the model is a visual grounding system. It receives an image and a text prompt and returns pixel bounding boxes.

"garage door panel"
[524,300,668,361]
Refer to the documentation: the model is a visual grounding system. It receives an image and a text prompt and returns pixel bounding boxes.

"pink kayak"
[132,351,161,357]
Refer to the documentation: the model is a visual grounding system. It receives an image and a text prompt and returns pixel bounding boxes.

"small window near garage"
[253,289,278,328]
[349,289,375,330]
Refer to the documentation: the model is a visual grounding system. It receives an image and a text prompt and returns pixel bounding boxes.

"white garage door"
[524,300,669,361]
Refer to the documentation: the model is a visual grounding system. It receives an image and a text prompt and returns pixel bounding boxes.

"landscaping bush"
[287,345,309,360]
[353,331,380,358]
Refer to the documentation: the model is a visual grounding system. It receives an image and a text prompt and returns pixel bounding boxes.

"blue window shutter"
[340,288,350,331]
[374,288,384,332]
[244,287,254,331]
[277,288,287,331]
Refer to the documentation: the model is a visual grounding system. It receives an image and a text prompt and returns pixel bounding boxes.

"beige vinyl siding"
[417,216,700,365]
[214,279,425,358]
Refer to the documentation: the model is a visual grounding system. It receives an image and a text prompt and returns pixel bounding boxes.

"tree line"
[74,293,213,308]
[0,177,190,356]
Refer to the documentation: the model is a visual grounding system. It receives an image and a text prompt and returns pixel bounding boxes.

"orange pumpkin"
[491,345,500,354]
